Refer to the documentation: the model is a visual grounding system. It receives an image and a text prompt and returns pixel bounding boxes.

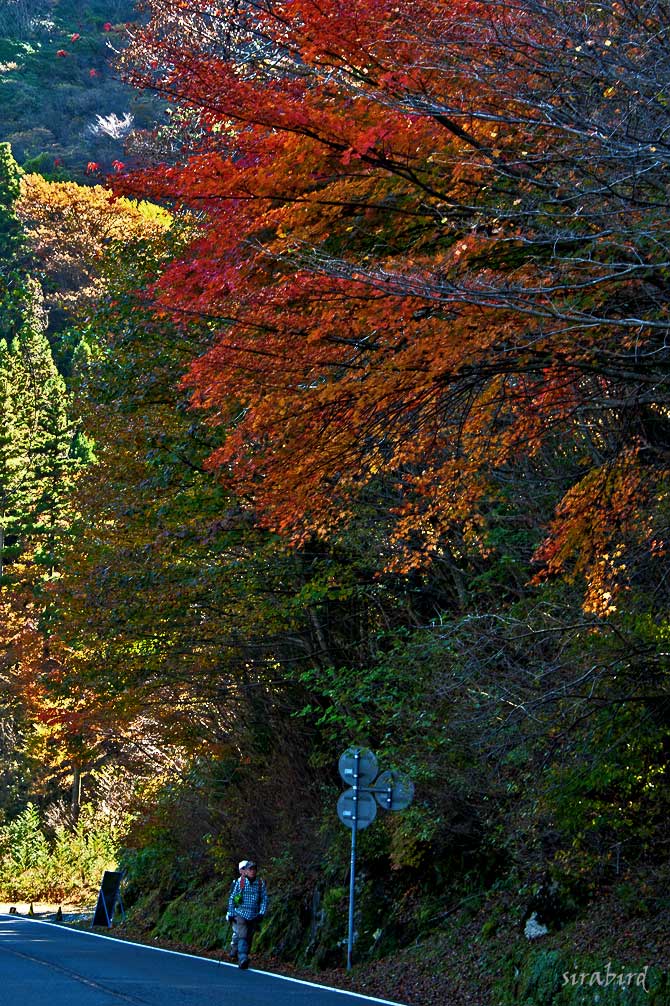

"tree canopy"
[118,0,670,616]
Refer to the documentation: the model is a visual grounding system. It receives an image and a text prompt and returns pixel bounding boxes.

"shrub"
[0,802,121,902]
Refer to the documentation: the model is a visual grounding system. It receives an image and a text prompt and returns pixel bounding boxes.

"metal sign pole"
[346,748,359,972]
[337,747,413,973]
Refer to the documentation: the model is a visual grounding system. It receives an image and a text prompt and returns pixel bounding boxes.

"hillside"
[0,0,155,180]
[115,882,670,1006]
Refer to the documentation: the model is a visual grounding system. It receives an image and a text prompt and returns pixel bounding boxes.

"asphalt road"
[0,914,406,1006]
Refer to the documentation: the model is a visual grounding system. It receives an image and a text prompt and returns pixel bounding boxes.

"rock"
[524,911,549,940]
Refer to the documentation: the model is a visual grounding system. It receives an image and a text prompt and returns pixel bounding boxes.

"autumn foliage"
[116,0,669,613]
[1,162,171,816]
[17,174,170,317]
[1,7,669,969]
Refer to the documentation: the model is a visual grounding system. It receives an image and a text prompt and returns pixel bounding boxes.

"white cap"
[238,860,250,870]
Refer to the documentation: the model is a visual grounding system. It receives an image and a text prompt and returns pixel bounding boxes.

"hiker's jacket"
[227,876,268,920]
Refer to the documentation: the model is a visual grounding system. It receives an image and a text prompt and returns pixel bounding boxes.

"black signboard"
[91,870,125,928]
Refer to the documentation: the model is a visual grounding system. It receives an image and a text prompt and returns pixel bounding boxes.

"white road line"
[0,914,407,1005]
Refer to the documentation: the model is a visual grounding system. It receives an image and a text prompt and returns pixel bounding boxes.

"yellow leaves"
[17,174,171,317]
[19,174,171,243]
[135,199,172,230]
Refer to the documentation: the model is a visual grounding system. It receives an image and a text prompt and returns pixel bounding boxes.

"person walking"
[227,859,267,969]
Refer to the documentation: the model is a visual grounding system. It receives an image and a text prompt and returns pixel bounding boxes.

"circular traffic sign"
[337,788,378,830]
[338,747,379,786]
[373,770,415,810]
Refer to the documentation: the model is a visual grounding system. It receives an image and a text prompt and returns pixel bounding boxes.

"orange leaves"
[116,0,670,607]
[531,449,657,615]
[0,588,106,765]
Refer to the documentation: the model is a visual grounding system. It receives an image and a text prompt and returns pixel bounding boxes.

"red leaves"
[341,125,392,164]
[113,5,512,549]
[116,0,670,600]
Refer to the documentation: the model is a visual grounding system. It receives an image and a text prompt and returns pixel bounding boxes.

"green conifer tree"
[0,143,27,345]
[1,235,87,582]
[0,338,29,581]
[8,280,90,579]
[0,143,22,254]
[10,278,59,445]
[30,371,83,577]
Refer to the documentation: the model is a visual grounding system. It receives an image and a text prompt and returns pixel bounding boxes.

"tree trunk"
[71,764,82,823]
